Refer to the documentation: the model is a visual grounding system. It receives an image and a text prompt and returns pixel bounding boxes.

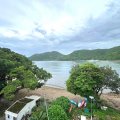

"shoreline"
[15,86,120,110]
[44,84,65,90]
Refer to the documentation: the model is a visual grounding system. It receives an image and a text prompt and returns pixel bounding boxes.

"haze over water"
[34,60,120,89]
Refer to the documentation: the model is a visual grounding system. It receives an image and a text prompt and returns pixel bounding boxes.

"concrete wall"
[5,111,17,120]
[5,96,40,120]
[17,100,36,120]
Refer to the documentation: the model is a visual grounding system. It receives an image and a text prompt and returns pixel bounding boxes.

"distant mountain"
[29,46,120,61]
[29,51,65,61]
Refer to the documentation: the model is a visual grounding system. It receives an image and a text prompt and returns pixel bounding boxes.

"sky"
[0,0,120,56]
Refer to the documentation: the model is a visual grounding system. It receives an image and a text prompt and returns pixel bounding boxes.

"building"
[5,95,40,120]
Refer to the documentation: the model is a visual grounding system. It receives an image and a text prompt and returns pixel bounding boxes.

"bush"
[48,105,69,120]
[1,85,16,100]
[9,80,22,87]
[30,106,47,120]
[51,96,70,113]
[23,78,38,90]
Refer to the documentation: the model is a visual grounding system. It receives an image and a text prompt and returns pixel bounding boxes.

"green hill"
[29,46,120,61]
[29,51,65,61]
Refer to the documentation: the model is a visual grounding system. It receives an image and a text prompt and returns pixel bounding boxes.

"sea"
[34,60,120,92]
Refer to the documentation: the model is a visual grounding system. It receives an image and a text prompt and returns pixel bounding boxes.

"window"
[8,115,10,118]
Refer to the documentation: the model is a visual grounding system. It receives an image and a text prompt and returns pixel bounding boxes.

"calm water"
[34,60,120,89]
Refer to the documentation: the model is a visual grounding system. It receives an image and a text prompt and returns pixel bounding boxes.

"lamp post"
[89,96,94,120]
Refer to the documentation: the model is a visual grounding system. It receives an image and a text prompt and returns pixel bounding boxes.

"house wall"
[17,100,36,120]
[5,111,17,120]
[5,96,40,120]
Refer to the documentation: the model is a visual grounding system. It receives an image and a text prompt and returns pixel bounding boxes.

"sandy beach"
[16,86,82,101]
[15,86,120,110]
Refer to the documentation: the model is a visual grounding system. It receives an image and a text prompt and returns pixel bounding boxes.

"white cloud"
[0,0,120,56]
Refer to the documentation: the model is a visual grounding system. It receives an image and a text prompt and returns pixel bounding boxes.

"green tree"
[66,63,104,99]
[66,63,120,100]
[0,48,52,100]
[51,96,70,113]
[32,65,52,81]
[48,105,69,120]
[0,84,16,100]
[100,66,120,94]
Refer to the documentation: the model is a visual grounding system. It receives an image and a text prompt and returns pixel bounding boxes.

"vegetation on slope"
[0,48,52,100]
[29,46,120,61]
[29,51,65,61]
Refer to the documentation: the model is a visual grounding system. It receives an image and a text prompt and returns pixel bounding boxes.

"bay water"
[34,60,120,91]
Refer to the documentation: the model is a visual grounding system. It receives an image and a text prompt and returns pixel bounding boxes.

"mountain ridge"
[29,46,120,61]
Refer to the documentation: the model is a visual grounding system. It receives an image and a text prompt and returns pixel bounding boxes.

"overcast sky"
[0,0,120,56]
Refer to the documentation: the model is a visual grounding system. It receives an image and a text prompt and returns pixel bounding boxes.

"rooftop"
[7,98,33,114]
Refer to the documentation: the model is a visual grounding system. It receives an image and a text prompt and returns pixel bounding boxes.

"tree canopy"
[0,48,52,100]
[66,63,120,99]
[51,96,70,113]
[48,105,69,120]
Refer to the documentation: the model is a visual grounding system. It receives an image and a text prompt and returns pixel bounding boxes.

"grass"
[71,102,120,120]
[94,107,120,120]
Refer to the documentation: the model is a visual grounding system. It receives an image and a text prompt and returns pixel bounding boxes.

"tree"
[0,48,52,100]
[1,84,16,100]
[32,65,52,81]
[100,66,120,94]
[51,96,70,113]
[66,63,120,99]
[0,80,22,100]
[0,59,15,89]
[48,105,69,120]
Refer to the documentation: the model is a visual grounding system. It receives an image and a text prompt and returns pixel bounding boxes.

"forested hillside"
[0,48,52,100]
[29,46,120,61]
[29,51,65,61]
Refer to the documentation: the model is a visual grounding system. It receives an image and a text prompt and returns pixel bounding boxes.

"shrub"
[1,85,16,100]
[51,96,70,113]
[48,105,69,120]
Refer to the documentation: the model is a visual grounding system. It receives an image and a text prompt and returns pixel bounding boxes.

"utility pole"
[89,96,94,120]
[44,94,49,120]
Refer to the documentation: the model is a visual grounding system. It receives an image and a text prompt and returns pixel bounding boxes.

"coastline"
[15,85,120,110]
[44,84,65,90]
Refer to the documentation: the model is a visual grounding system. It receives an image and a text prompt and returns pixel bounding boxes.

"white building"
[5,95,40,120]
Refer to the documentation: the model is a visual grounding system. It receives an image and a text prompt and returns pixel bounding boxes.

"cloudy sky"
[0,0,120,56]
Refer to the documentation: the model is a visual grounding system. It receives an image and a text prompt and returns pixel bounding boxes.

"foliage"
[32,65,52,81]
[29,46,120,61]
[30,105,47,120]
[1,84,16,100]
[66,63,104,99]
[0,80,22,100]
[66,63,120,100]
[94,107,120,120]
[0,47,52,100]
[29,51,64,61]
[9,80,22,87]
[100,66,120,94]
[51,96,70,113]
[48,105,69,120]
[23,78,38,90]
